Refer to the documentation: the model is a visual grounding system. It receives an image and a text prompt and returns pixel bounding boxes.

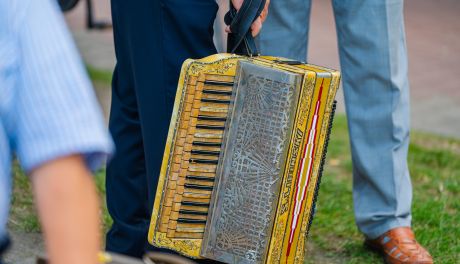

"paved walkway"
[307,0,460,138]
[4,232,43,264]
[64,0,460,139]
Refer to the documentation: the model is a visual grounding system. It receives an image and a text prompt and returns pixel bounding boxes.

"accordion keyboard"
[158,74,234,239]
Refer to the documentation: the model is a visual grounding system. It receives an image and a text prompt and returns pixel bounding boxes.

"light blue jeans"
[257,0,412,239]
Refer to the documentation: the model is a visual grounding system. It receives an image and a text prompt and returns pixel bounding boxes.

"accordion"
[148,54,340,263]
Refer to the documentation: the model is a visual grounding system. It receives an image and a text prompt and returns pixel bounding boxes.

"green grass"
[305,115,460,263]
[8,161,40,232]
[87,66,112,85]
[94,170,113,233]
[8,115,460,263]
[8,165,111,234]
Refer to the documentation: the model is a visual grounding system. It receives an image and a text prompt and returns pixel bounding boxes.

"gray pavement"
[64,0,460,139]
[4,231,44,264]
[65,0,115,71]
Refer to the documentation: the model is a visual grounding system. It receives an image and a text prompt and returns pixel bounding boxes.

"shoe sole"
[364,240,391,264]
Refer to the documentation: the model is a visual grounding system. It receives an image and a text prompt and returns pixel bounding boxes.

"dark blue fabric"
[0,235,10,263]
[106,0,218,259]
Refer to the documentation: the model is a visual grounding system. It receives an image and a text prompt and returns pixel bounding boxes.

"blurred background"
[65,0,460,138]
[6,0,459,263]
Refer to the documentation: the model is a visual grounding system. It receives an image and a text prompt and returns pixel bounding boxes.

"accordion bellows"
[148,54,340,263]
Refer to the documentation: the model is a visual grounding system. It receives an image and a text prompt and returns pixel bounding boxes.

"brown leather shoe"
[365,227,433,264]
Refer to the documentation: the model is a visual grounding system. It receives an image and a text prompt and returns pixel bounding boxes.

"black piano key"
[191,150,220,156]
[181,201,211,207]
[189,158,218,165]
[201,98,231,104]
[177,218,207,224]
[184,183,214,191]
[192,141,222,147]
[196,124,225,130]
[197,115,227,122]
[185,175,215,182]
[203,80,233,86]
[202,89,233,96]
[179,210,208,216]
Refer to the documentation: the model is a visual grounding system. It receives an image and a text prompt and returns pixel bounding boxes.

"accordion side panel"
[201,62,302,263]
[273,71,340,264]
[292,72,341,264]
[287,75,334,264]
[148,54,243,258]
[265,71,317,264]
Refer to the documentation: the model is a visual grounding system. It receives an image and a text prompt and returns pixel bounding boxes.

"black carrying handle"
[225,0,266,56]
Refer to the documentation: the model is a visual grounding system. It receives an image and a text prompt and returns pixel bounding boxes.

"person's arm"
[11,0,113,261]
[31,155,100,264]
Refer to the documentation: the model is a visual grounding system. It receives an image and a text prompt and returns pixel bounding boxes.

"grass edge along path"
[8,115,460,263]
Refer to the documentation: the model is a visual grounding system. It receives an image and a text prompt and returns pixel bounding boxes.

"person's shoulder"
[0,0,33,34]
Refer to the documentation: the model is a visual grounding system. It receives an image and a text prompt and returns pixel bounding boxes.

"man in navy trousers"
[107,0,433,263]
[106,0,268,258]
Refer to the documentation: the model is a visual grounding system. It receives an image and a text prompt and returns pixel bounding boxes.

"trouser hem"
[361,217,411,240]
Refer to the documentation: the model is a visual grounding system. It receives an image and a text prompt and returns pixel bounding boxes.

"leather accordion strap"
[225,0,266,56]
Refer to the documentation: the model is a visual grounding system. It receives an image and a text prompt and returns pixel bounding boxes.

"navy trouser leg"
[0,235,9,264]
[107,0,218,257]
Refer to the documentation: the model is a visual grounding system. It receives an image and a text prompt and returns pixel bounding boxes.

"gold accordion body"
[148,54,340,263]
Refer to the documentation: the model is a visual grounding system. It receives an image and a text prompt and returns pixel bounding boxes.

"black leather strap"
[225,0,266,56]
[57,0,80,12]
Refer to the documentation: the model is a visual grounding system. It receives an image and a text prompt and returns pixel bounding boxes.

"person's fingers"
[231,0,243,11]
[229,0,269,37]
[260,0,270,23]
[251,17,262,37]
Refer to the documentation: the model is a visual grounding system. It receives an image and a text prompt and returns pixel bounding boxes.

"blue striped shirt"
[0,0,114,242]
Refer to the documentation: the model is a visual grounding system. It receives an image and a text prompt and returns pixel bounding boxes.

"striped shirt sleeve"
[11,0,114,172]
